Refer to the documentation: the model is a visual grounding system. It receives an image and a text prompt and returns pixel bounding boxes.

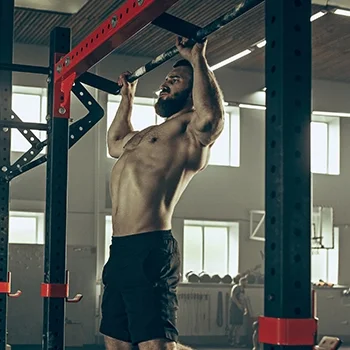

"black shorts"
[99,230,181,345]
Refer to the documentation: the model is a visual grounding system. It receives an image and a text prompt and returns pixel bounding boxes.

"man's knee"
[104,335,132,350]
[138,339,193,350]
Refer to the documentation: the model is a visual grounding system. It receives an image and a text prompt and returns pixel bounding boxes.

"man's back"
[110,112,209,236]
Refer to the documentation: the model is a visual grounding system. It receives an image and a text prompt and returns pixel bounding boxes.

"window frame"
[11,86,47,154]
[183,220,239,280]
[311,115,340,175]
[9,211,44,244]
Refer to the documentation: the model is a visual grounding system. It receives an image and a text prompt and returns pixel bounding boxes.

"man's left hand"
[176,36,207,63]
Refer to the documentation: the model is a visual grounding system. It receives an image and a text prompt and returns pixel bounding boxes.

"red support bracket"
[54,0,180,84]
[41,270,83,303]
[258,316,318,346]
[0,272,22,298]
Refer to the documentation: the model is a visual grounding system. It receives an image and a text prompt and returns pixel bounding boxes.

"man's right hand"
[118,71,138,98]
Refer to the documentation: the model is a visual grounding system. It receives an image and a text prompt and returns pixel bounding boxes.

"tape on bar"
[41,283,69,298]
[258,316,318,346]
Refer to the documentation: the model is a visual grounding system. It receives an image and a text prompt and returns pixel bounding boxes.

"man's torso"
[110,112,210,236]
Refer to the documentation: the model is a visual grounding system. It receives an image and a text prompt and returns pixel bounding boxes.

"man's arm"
[191,55,225,146]
[176,37,225,146]
[107,72,138,158]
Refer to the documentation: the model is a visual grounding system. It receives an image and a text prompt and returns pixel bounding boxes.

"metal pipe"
[0,63,49,75]
[0,120,48,131]
[125,0,264,88]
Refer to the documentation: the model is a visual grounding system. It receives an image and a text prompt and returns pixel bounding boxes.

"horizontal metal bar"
[0,120,48,131]
[54,0,181,83]
[152,13,202,38]
[0,63,49,75]
[126,0,264,88]
[78,72,120,95]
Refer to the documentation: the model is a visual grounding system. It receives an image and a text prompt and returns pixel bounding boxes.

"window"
[311,227,339,284]
[310,117,340,175]
[106,96,240,167]
[105,215,113,263]
[12,86,47,153]
[9,211,44,244]
[209,107,240,167]
[183,220,239,279]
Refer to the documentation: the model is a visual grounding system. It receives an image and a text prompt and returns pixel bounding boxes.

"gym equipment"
[222,274,233,284]
[198,272,211,283]
[185,271,200,283]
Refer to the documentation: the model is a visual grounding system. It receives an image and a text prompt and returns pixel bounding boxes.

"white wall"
[7,43,350,344]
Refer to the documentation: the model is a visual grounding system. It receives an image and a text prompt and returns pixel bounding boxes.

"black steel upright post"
[264,0,312,350]
[0,0,14,348]
[43,27,71,350]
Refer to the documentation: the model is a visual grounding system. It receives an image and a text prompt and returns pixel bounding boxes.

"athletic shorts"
[99,230,181,345]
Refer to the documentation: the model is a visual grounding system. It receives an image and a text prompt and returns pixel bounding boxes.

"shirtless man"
[100,37,225,350]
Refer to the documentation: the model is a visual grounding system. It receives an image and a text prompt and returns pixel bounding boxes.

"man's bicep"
[189,112,224,146]
[107,131,138,158]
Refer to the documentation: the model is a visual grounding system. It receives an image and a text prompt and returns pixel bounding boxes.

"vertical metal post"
[43,27,71,350]
[264,1,312,350]
[0,0,14,348]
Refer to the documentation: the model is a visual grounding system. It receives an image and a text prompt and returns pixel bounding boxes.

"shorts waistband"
[112,230,173,245]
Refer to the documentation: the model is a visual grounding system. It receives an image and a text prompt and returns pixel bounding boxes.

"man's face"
[155,66,193,118]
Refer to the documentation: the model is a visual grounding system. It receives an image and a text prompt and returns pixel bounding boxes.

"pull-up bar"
[78,0,265,96]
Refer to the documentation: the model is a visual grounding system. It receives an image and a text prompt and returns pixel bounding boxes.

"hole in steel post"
[294,307,301,315]
[270,243,276,250]
[295,99,301,107]
[271,140,276,148]
[294,0,302,7]
[120,14,123,19]
[295,151,301,158]
[270,268,276,276]
[294,24,301,32]
[294,280,301,288]
[270,216,276,224]
[295,49,301,56]
[126,8,129,13]
[270,165,276,173]
[102,29,105,34]
[271,115,276,123]
[295,75,302,82]
[271,40,276,48]
[271,65,276,73]
[295,202,301,210]
[271,16,276,23]
[271,90,276,98]
[294,254,301,263]
[133,2,136,7]
[270,191,276,198]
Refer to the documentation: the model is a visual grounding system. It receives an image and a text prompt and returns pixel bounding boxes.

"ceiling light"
[210,49,252,71]
[334,9,350,17]
[256,40,266,48]
[310,11,327,22]
[239,103,266,111]
[313,111,350,117]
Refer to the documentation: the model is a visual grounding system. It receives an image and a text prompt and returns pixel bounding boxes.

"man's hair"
[173,59,193,88]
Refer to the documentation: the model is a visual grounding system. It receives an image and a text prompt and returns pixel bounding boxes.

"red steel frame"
[53,0,180,118]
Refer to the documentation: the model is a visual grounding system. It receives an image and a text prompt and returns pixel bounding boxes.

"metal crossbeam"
[54,0,181,83]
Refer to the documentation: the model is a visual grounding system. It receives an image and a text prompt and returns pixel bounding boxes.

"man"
[228,276,248,347]
[100,37,225,350]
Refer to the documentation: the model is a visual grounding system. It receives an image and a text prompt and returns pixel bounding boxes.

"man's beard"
[155,88,191,119]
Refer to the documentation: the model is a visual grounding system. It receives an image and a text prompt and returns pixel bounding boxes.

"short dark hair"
[173,59,193,88]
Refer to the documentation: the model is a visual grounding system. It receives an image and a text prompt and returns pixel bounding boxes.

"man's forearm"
[192,55,224,127]
[107,96,134,145]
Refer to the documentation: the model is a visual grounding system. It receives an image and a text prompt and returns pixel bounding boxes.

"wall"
[7,43,350,344]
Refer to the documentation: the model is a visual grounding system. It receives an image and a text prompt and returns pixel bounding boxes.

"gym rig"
[0,0,343,350]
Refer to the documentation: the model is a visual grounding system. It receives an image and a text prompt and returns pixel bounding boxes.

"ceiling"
[13,0,350,82]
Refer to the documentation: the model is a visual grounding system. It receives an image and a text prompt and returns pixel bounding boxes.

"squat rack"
[0,0,314,349]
